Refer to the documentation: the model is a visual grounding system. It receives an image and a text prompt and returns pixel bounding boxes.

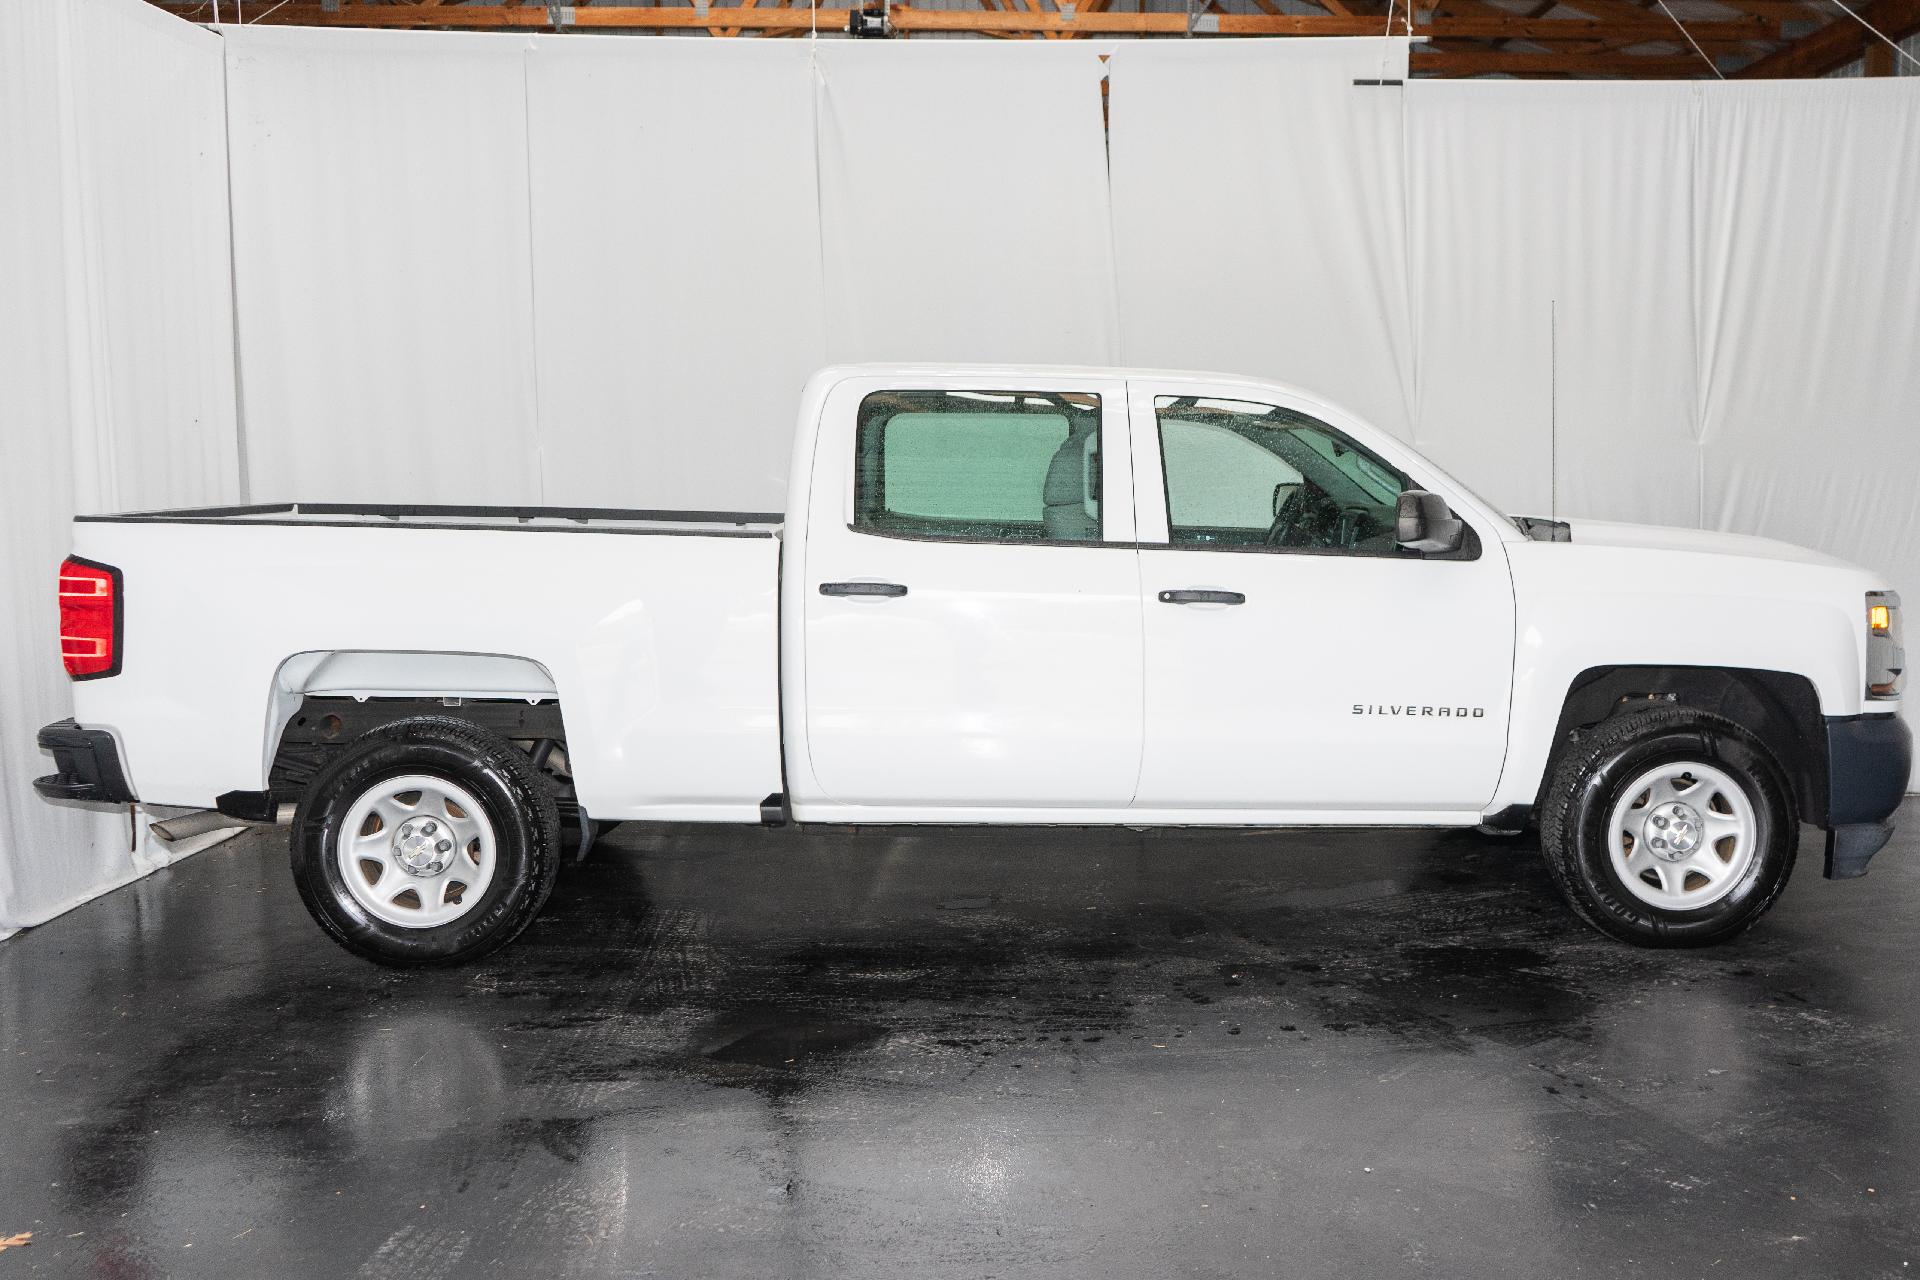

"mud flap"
[1824,822,1894,879]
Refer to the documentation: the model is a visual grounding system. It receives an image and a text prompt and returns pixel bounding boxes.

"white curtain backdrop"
[224,34,1119,512]
[1405,81,1702,522]
[524,39,824,511]
[6,12,1920,934]
[814,42,1119,370]
[1693,80,1920,623]
[223,28,543,504]
[1108,39,1416,443]
[0,0,242,936]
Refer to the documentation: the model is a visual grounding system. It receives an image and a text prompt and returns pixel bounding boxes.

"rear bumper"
[1822,712,1912,878]
[33,719,136,805]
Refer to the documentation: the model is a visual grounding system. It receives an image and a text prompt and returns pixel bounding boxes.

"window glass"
[1156,396,1409,553]
[855,390,1103,543]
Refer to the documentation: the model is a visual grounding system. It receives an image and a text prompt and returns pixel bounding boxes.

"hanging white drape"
[1108,39,1416,443]
[223,28,543,505]
[524,39,825,512]
[1694,80,1920,614]
[1404,81,1702,522]
[0,0,242,935]
[813,41,1119,369]
[224,34,1119,513]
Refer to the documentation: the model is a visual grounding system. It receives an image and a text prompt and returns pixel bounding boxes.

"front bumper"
[1823,712,1912,878]
[34,719,136,804]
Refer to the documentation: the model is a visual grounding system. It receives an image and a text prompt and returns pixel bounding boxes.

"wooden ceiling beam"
[1703,0,1828,21]
[1545,0,1666,24]
[146,0,1886,74]
[1542,0,1787,45]
[715,0,760,39]
[1736,0,1920,72]
[1412,47,1716,68]
[1426,14,1771,36]
[148,1,1772,40]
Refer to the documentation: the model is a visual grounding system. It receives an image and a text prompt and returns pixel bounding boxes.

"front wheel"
[291,716,560,967]
[1538,707,1796,947]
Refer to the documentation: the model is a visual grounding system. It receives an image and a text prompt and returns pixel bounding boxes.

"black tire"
[291,716,560,967]
[1538,707,1797,947]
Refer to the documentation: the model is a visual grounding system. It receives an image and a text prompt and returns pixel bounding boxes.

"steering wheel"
[1265,480,1341,548]
[1335,504,1383,548]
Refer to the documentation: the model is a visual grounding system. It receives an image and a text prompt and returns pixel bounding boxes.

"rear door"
[796,375,1143,815]
[1126,381,1516,816]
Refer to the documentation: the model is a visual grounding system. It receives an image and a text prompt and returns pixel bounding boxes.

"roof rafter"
[1736,0,1920,71]
[141,0,1888,77]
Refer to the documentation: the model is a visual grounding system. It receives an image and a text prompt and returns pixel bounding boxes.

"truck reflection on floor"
[22,814,1913,1278]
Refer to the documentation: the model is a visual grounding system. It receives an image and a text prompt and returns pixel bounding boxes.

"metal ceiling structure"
[151,0,1920,77]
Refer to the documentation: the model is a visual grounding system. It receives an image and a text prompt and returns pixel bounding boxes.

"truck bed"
[78,502,783,539]
[66,503,785,821]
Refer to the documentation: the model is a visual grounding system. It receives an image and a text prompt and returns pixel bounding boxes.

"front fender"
[1490,542,1878,813]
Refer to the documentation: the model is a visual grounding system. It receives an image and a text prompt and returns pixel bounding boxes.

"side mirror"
[1396,490,1463,554]
[1272,482,1297,518]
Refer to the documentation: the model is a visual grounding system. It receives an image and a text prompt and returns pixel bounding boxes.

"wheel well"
[263,694,575,822]
[262,652,560,780]
[1544,666,1826,822]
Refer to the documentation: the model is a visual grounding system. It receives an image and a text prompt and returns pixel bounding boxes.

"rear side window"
[854,390,1103,543]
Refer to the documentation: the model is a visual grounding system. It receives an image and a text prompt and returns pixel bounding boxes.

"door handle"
[1158,589,1245,606]
[820,581,909,598]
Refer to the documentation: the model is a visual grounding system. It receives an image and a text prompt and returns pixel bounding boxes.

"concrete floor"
[3,807,1918,1278]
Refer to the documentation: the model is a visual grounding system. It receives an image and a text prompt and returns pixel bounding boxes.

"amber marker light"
[1870,603,1892,634]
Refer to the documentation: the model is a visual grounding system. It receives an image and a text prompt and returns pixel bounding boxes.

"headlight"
[1867,591,1904,700]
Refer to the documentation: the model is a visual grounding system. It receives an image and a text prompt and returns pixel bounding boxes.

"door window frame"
[1125,379,1489,560]
[828,376,1138,548]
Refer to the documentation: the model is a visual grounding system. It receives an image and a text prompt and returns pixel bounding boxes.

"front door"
[1126,383,1515,816]
[797,377,1143,815]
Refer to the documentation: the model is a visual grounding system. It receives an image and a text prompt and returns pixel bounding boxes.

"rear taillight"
[58,556,121,680]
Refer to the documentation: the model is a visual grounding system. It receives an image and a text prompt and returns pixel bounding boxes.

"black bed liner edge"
[76,502,784,538]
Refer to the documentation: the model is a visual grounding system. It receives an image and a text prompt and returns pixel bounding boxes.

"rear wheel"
[1539,707,1796,947]
[291,716,560,967]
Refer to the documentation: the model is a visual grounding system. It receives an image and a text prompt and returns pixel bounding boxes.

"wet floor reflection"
[4,811,1918,1276]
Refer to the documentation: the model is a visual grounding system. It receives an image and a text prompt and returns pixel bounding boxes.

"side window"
[855,390,1103,543]
[1156,396,1409,555]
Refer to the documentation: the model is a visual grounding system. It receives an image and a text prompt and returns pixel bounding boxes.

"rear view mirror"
[1396,490,1463,554]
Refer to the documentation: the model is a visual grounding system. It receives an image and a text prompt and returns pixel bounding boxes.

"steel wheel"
[1605,759,1757,911]
[335,773,498,929]
[293,716,559,966]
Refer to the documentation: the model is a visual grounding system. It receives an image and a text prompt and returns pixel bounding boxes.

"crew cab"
[35,364,1911,964]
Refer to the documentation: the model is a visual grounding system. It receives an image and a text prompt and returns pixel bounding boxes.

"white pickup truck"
[36,364,1909,965]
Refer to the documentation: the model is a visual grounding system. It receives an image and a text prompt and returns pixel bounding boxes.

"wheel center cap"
[392,817,452,876]
[1643,801,1703,862]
